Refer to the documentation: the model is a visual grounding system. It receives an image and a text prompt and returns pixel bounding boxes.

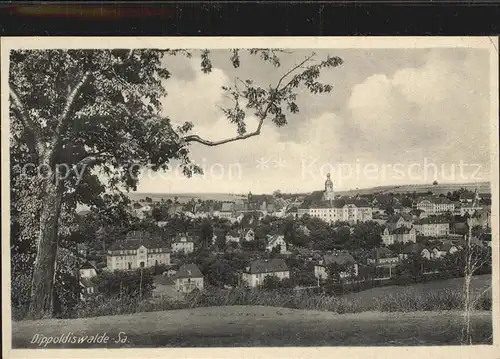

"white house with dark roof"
[171,234,195,254]
[226,230,241,243]
[266,234,287,254]
[174,263,204,293]
[430,241,459,259]
[79,261,98,299]
[241,259,290,288]
[106,231,170,271]
[314,252,358,281]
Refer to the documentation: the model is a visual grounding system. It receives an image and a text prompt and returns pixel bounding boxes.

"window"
[140,261,145,268]
[128,262,132,270]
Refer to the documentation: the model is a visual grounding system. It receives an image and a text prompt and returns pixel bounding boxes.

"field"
[12,276,493,348]
[341,275,492,311]
[12,306,492,348]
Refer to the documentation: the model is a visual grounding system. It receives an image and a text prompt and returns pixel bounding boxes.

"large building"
[305,199,372,224]
[106,231,170,271]
[416,197,455,215]
[300,175,372,223]
[413,218,450,237]
[382,226,417,246]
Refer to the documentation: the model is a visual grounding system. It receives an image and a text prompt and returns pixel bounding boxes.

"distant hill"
[334,181,491,197]
[118,181,491,205]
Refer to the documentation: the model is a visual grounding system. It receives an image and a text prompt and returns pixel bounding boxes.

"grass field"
[341,275,492,311]
[12,306,492,348]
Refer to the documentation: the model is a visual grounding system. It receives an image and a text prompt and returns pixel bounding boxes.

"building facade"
[413,220,450,237]
[417,198,455,215]
[241,259,290,288]
[171,235,195,254]
[382,226,417,246]
[106,232,170,271]
[174,264,204,293]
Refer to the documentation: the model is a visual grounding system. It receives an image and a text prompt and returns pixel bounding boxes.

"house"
[367,248,400,266]
[400,243,431,260]
[106,231,170,271]
[416,197,455,215]
[382,226,416,246]
[314,252,358,281]
[79,261,98,298]
[413,218,450,237]
[244,229,255,241]
[430,241,459,259]
[241,258,290,288]
[459,192,476,203]
[157,221,168,228]
[173,263,204,293]
[266,234,287,254]
[226,230,241,243]
[386,214,414,229]
[171,235,195,254]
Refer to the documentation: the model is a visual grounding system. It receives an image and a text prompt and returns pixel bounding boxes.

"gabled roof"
[415,217,449,225]
[109,237,167,251]
[246,258,289,274]
[174,263,203,279]
[267,234,285,246]
[392,226,414,234]
[322,252,356,266]
[402,243,426,254]
[80,261,97,270]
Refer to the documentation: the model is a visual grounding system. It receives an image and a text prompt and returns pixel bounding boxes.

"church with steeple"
[323,173,335,201]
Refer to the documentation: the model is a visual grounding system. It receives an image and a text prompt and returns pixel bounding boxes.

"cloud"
[137,48,491,194]
[160,57,231,127]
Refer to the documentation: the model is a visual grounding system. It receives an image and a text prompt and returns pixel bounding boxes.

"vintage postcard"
[1,36,499,359]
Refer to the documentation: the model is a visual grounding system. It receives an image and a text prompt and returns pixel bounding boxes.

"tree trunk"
[28,178,64,319]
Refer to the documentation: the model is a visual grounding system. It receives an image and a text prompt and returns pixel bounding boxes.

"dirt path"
[12,306,492,347]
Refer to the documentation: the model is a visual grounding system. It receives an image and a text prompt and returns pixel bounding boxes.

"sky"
[135,47,492,195]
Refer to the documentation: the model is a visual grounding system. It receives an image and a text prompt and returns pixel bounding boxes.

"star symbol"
[273,154,287,169]
[256,157,271,171]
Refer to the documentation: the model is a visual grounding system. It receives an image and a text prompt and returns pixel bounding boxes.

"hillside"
[335,181,491,196]
[12,306,491,348]
[124,181,490,203]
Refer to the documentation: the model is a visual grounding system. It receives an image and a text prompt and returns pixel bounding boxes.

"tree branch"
[55,71,92,137]
[276,54,315,90]
[181,55,315,147]
[9,84,42,154]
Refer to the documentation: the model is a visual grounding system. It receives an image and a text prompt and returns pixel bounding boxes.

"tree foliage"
[10,48,343,318]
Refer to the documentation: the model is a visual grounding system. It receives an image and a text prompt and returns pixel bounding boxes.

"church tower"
[323,173,335,201]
